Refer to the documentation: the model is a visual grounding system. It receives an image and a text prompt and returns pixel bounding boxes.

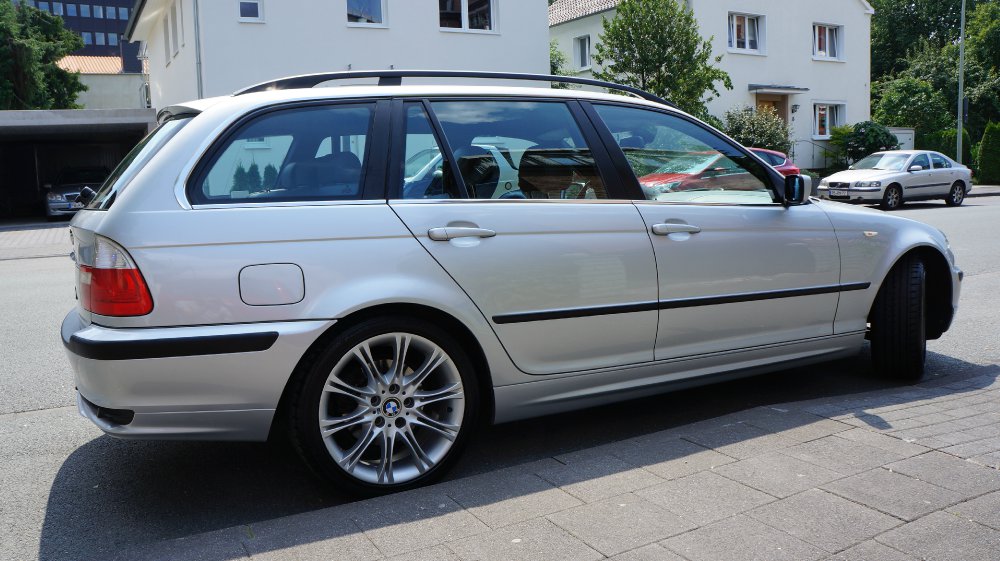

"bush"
[845,121,900,162]
[918,128,973,164]
[979,122,1000,184]
[722,105,792,153]
[873,77,951,142]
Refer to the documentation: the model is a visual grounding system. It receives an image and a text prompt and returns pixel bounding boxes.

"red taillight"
[77,236,153,317]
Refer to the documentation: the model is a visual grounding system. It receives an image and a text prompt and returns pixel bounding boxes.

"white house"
[126,0,549,109]
[549,0,875,169]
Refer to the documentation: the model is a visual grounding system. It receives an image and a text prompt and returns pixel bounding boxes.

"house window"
[108,33,118,46]
[119,6,128,20]
[813,24,841,59]
[38,1,49,11]
[347,0,386,25]
[170,2,179,55]
[574,35,591,69]
[66,3,76,16]
[813,103,844,138]
[95,31,105,45]
[93,4,102,18]
[440,0,495,31]
[238,0,263,22]
[728,13,761,52]
[162,16,170,63]
[52,2,62,15]
[81,31,92,45]
[80,4,89,17]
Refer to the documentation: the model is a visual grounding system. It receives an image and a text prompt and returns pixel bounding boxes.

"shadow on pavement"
[38,349,999,561]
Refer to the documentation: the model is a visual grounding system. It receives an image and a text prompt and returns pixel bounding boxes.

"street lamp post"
[957,0,967,163]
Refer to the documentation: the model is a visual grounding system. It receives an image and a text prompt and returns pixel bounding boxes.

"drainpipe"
[193,0,204,98]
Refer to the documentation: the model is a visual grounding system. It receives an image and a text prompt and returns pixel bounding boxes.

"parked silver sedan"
[817,150,973,210]
[61,72,962,496]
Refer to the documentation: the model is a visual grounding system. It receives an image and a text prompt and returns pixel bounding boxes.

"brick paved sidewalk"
[123,366,1000,561]
[0,223,71,261]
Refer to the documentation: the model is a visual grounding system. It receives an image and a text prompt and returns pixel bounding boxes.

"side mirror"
[76,186,98,205]
[784,175,807,205]
[908,165,923,172]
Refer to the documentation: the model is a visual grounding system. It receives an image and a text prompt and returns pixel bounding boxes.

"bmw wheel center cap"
[383,398,402,418]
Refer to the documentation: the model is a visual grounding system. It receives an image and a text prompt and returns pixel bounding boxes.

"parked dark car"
[46,167,109,219]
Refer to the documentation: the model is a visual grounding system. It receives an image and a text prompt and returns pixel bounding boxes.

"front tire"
[881,185,903,210]
[869,255,927,381]
[945,182,966,206]
[287,316,479,496]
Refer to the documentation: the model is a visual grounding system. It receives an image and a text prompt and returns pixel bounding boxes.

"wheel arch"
[268,302,496,440]
[869,245,954,340]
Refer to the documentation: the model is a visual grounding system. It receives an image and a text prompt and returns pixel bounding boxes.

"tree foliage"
[721,106,792,153]
[978,121,1000,183]
[873,76,952,141]
[917,128,973,165]
[593,0,731,117]
[870,0,977,80]
[0,2,86,110]
[262,163,278,191]
[845,121,901,162]
[549,39,572,89]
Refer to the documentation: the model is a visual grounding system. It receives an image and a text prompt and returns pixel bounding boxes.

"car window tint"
[767,153,786,166]
[430,100,608,200]
[192,104,374,204]
[593,104,775,204]
[912,154,930,170]
[931,153,951,169]
[400,104,460,199]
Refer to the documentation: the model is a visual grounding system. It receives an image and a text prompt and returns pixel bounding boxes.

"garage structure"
[0,109,154,219]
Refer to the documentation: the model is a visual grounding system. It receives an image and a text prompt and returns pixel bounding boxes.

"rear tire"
[869,255,927,381]
[286,316,479,497]
[881,185,903,210]
[944,182,966,206]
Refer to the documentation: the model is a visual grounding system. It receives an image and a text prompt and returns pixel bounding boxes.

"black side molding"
[66,331,279,361]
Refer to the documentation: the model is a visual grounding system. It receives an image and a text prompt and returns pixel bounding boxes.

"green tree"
[870,0,977,81]
[262,163,278,191]
[0,2,86,109]
[978,121,1000,183]
[231,163,249,192]
[721,106,792,153]
[549,39,572,89]
[845,121,901,162]
[968,2,1000,71]
[873,76,951,142]
[246,162,263,193]
[593,0,731,117]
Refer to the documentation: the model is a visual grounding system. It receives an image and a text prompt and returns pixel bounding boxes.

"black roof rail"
[232,70,677,108]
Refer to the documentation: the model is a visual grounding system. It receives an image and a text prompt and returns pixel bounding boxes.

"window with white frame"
[162,16,170,64]
[813,103,844,138]
[813,24,841,59]
[440,0,495,32]
[347,0,386,25]
[170,2,179,55]
[238,0,263,22]
[574,35,591,70]
[728,13,762,52]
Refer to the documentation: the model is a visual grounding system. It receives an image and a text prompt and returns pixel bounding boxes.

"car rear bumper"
[61,310,334,440]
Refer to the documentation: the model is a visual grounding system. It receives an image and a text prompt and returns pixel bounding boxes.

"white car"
[817,150,972,210]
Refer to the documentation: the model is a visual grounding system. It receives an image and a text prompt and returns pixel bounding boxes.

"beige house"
[549,0,875,169]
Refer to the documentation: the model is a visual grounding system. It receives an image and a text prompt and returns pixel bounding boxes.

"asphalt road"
[1,197,999,561]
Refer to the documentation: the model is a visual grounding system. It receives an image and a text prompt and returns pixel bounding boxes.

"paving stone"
[350,489,489,557]
[555,438,647,465]
[824,540,916,561]
[113,526,250,561]
[714,451,845,498]
[662,515,826,561]
[970,451,1000,469]
[547,493,695,557]
[386,545,461,561]
[243,510,382,561]
[682,421,799,460]
[446,518,602,561]
[747,489,900,553]
[740,408,852,443]
[782,435,908,475]
[947,490,1000,531]
[822,468,963,521]
[637,470,775,525]
[611,436,736,480]
[876,511,1000,561]
[833,428,929,458]
[885,451,1000,497]
[941,435,1000,458]
[444,468,582,529]
[608,543,688,561]
[536,454,664,503]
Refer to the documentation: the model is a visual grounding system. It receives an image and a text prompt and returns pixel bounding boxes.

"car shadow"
[37,349,999,561]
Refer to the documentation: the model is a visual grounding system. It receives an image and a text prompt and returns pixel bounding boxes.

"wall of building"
[142,0,200,109]
[75,74,148,109]
[19,0,142,72]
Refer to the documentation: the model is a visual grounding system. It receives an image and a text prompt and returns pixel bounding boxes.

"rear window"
[189,103,375,205]
[86,118,190,210]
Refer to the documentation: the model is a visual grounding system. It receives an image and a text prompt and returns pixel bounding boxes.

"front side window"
[594,104,775,204]
[813,24,841,59]
[574,35,591,69]
[191,104,375,204]
[347,0,385,24]
[440,0,494,31]
[911,154,930,170]
[429,100,608,200]
[930,153,951,169]
[238,0,262,21]
[728,13,760,52]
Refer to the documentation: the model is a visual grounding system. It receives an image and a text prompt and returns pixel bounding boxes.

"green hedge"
[979,122,1000,184]
[917,128,973,165]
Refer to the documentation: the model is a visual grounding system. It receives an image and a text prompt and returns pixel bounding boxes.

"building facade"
[126,0,550,109]
[549,0,875,169]
[15,0,142,72]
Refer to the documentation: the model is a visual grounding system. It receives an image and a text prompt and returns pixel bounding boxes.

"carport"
[0,109,155,219]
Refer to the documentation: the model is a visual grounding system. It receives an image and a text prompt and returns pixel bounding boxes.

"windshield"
[87,118,190,210]
[852,153,909,171]
[650,153,720,175]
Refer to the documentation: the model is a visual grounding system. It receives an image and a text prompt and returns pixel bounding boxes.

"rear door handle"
[651,223,702,235]
[427,227,497,241]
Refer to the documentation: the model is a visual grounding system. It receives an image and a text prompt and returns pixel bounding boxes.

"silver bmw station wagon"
[62,71,962,495]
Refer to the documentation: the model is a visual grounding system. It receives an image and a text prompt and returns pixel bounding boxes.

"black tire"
[869,255,927,381]
[881,184,903,210]
[944,181,966,206]
[286,316,479,497]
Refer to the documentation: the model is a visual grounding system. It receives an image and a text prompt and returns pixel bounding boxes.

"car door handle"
[427,227,497,241]
[651,223,702,235]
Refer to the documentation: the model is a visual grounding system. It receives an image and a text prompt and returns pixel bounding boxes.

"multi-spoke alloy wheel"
[289,317,478,495]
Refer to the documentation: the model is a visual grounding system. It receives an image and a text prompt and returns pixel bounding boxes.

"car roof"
[749,147,784,156]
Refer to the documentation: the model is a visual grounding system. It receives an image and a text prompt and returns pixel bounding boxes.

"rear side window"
[931,153,951,169]
[190,103,375,205]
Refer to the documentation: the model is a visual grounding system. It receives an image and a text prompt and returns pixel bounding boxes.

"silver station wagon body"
[62,72,962,494]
